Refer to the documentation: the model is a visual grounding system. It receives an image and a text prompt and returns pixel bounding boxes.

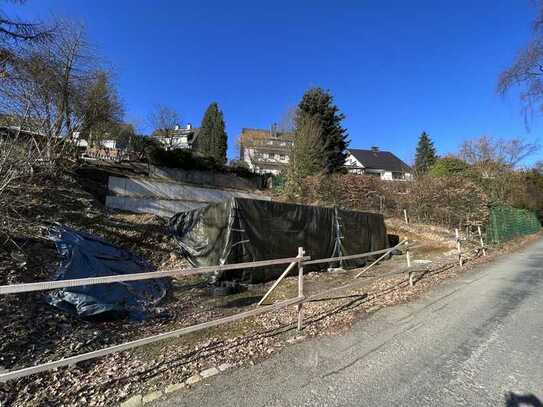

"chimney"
[371,146,379,152]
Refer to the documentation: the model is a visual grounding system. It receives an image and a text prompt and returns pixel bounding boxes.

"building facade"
[239,127,294,175]
[154,124,199,150]
[345,147,413,181]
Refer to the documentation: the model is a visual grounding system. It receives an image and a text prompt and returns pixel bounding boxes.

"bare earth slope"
[0,169,537,406]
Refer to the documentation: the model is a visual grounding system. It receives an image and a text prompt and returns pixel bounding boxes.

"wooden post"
[403,209,409,224]
[406,240,413,286]
[455,228,462,267]
[406,240,411,268]
[258,261,297,306]
[354,240,407,279]
[478,225,486,256]
[297,247,304,331]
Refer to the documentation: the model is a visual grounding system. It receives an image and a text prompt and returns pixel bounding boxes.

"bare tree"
[457,135,539,206]
[0,22,96,141]
[498,1,543,122]
[458,135,538,169]
[0,1,52,43]
[0,0,53,87]
[0,19,121,229]
[0,0,52,58]
[77,69,123,146]
[149,105,179,135]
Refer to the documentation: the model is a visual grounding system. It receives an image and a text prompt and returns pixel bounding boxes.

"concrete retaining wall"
[149,166,265,190]
[105,176,271,218]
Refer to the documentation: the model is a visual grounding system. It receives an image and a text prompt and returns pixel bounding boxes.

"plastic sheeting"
[170,198,388,283]
[47,225,169,320]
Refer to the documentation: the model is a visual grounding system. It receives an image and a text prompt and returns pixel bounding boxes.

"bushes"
[393,175,489,227]
[145,143,263,182]
[281,173,490,229]
[429,156,470,177]
[227,160,253,178]
[146,144,222,171]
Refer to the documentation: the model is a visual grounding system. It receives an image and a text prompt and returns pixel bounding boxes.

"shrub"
[429,156,470,177]
[282,173,490,229]
[227,160,253,178]
[146,144,222,171]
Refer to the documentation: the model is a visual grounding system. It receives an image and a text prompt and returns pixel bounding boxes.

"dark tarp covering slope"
[47,225,169,320]
[170,198,388,283]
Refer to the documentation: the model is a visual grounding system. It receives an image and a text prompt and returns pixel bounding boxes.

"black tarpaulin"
[170,198,388,284]
[47,225,169,320]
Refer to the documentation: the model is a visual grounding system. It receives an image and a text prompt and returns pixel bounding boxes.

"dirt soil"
[0,169,539,406]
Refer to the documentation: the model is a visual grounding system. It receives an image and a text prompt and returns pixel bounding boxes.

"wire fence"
[486,206,541,244]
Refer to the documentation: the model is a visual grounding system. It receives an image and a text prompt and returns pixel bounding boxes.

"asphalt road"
[154,238,543,407]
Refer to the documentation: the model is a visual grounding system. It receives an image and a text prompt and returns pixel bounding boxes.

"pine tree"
[415,131,437,174]
[195,102,227,164]
[296,88,349,173]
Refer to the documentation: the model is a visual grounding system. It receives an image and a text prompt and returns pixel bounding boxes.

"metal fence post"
[297,246,305,331]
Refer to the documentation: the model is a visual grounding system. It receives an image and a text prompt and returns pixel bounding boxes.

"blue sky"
[6,0,542,164]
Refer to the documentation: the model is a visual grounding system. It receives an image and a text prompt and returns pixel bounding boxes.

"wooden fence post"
[478,225,486,256]
[406,240,411,268]
[455,228,463,267]
[297,247,305,331]
[258,261,297,306]
[406,240,414,286]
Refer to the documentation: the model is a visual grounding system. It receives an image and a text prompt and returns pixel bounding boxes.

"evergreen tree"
[429,156,469,177]
[415,131,437,174]
[296,88,349,173]
[195,102,227,164]
[285,113,324,197]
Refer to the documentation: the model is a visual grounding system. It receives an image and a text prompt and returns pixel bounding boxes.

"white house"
[155,124,199,150]
[239,127,294,175]
[345,147,413,181]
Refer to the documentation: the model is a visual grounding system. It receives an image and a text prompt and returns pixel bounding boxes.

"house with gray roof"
[345,147,413,181]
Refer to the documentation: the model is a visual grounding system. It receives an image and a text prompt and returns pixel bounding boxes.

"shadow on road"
[505,392,543,407]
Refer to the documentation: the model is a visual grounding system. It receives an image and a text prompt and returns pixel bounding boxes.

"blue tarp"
[47,225,169,320]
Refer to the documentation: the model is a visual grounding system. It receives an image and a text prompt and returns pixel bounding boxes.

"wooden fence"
[0,237,464,383]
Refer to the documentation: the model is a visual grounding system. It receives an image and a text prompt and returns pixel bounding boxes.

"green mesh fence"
[271,175,286,193]
[486,206,541,244]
